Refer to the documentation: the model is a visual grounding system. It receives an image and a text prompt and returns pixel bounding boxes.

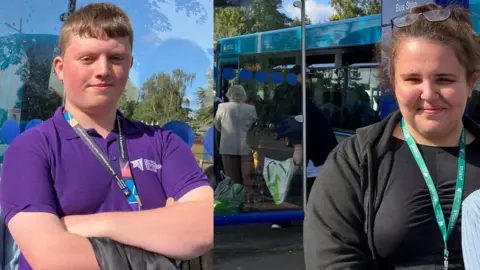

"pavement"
[213,133,304,270]
[214,221,305,270]
[211,132,349,270]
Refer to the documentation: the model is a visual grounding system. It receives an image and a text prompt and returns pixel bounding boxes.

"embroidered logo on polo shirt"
[130,158,162,173]
[131,158,144,171]
[145,159,162,172]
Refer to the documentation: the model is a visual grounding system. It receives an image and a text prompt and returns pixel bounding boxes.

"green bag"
[214,175,245,214]
[263,157,296,205]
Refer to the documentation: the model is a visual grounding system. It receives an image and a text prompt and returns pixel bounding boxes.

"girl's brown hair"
[376,2,480,90]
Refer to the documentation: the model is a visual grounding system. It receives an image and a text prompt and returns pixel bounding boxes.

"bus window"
[344,67,380,130]
[309,65,381,132]
[0,0,68,162]
[312,68,349,130]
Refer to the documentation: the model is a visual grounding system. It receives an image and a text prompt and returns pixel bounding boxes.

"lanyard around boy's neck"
[401,118,465,269]
[63,109,142,211]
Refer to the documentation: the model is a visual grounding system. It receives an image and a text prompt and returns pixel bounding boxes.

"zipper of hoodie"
[360,160,379,270]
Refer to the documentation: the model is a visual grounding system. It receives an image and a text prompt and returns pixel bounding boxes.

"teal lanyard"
[401,118,466,270]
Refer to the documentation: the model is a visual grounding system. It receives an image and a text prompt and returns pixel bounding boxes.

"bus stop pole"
[301,0,307,211]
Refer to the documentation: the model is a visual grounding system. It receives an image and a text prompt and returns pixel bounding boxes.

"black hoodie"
[303,110,480,270]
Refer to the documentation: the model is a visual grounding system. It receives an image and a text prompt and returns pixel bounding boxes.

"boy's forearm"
[31,232,99,270]
[63,201,213,260]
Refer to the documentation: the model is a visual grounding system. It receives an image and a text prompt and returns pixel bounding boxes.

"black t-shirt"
[374,137,480,269]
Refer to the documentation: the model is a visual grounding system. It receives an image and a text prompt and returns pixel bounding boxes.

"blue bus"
[215,14,383,140]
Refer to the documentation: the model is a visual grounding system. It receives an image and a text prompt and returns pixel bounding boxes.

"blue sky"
[280,0,336,23]
[0,0,334,111]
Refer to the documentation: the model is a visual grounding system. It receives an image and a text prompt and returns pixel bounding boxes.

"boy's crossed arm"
[8,186,213,270]
[61,186,214,259]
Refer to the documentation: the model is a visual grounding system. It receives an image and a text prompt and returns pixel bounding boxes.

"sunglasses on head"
[391,8,455,29]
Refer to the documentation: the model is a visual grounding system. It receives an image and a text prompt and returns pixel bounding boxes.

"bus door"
[216,57,240,101]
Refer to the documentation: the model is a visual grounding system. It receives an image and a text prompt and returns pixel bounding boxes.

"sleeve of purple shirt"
[0,129,58,226]
[461,189,480,270]
[158,130,209,201]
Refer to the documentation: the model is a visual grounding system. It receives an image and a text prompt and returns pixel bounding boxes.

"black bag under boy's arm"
[88,237,180,270]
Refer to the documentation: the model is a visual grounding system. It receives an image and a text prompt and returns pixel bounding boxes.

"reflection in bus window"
[310,66,381,131]
[0,0,67,162]
[20,42,63,121]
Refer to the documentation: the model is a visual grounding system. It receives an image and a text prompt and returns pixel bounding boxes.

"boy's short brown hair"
[59,2,134,57]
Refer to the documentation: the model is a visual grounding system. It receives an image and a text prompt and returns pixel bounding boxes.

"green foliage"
[214,0,312,41]
[193,105,213,129]
[290,16,312,26]
[16,56,62,121]
[328,14,342,21]
[191,69,214,130]
[116,68,216,132]
[118,80,139,119]
[130,69,194,126]
[329,0,380,20]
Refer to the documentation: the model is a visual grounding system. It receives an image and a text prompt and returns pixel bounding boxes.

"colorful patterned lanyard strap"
[63,109,142,211]
[401,118,465,269]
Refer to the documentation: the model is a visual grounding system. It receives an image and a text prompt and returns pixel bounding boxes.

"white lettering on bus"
[223,44,234,51]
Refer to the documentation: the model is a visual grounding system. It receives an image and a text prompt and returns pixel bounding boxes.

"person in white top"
[214,85,257,198]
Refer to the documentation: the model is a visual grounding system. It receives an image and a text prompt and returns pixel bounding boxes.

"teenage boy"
[0,3,213,270]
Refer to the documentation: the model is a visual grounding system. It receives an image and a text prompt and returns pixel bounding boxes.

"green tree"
[16,56,62,121]
[328,0,380,20]
[0,35,26,71]
[196,69,214,108]
[133,69,194,126]
[245,0,295,33]
[193,106,213,130]
[147,0,207,32]
[214,0,297,41]
[214,7,246,41]
[348,69,367,93]
[313,70,334,104]
[192,69,214,130]
[117,80,139,119]
[328,14,342,21]
[289,15,312,27]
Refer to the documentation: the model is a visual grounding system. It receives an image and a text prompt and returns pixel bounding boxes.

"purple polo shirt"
[0,107,209,270]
